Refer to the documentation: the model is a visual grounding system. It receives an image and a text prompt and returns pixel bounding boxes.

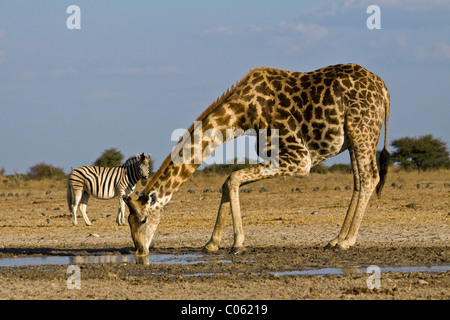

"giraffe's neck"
[143,87,246,208]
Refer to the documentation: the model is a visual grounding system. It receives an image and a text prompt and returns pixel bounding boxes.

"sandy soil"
[0,170,449,300]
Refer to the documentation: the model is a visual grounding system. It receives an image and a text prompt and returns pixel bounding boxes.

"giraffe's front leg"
[228,174,246,254]
[226,164,274,254]
[204,179,231,252]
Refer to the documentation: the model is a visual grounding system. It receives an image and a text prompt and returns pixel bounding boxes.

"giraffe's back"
[224,63,388,165]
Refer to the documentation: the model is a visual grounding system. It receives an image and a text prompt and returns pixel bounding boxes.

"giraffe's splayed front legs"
[204,163,276,254]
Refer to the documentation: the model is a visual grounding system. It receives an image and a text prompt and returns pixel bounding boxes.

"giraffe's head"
[124,191,159,256]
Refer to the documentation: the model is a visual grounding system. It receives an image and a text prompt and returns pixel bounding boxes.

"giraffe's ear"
[138,190,158,206]
[149,190,158,205]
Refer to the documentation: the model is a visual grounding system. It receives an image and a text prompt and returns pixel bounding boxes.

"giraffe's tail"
[376,87,390,199]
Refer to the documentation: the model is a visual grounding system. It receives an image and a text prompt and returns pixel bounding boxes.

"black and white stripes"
[67,153,151,226]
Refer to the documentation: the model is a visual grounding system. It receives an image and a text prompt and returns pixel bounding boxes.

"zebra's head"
[136,153,152,185]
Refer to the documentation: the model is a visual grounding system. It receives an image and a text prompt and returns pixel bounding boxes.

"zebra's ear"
[146,153,151,160]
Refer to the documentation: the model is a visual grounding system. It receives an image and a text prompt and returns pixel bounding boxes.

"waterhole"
[0,253,231,267]
[0,254,448,277]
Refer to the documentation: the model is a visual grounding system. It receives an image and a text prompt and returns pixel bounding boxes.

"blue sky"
[0,0,449,175]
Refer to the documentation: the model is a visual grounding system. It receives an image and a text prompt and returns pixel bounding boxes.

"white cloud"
[248,25,263,33]
[433,42,450,60]
[279,22,328,41]
[98,66,150,75]
[203,26,234,36]
[157,65,179,74]
[50,67,78,77]
[87,90,127,103]
[96,65,179,76]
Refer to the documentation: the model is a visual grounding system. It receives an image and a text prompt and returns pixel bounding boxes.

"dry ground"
[0,169,449,300]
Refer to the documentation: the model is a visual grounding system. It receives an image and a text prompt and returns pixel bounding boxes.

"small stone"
[311,211,319,216]
[89,233,100,238]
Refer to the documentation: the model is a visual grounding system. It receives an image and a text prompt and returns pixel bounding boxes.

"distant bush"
[200,158,254,175]
[94,148,124,167]
[27,162,67,180]
[328,163,352,173]
[310,164,329,174]
[391,134,450,172]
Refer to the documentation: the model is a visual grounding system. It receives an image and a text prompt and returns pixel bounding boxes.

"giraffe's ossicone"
[124,63,390,256]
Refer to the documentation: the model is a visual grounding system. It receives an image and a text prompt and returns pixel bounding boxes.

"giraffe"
[124,63,390,256]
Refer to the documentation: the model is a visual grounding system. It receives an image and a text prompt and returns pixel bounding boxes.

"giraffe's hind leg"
[325,148,360,249]
[327,128,381,249]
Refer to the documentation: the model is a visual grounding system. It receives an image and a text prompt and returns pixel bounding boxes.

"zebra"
[67,153,152,226]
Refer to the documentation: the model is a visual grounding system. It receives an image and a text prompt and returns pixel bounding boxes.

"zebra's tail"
[67,177,74,213]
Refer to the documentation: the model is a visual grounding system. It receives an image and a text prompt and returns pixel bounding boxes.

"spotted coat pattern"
[125,63,390,255]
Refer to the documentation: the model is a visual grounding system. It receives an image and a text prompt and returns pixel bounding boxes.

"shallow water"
[0,253,228,267]
[0,254,448,277]
[273,265,450,276]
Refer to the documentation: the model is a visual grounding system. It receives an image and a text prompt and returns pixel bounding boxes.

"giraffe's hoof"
[229,246,246,255]
[203,242,219,253]
[324,242,336,250]
[336,241,353,250]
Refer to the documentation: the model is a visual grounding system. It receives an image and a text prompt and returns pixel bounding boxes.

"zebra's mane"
[122,156,140,168]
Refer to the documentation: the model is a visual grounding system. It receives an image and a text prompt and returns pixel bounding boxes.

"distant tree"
[310,163,328,174]
[93,148,124,167]
[328,163,352,173]
[391,134,450,172]
[200,158,254,174]
[28,162,67,180]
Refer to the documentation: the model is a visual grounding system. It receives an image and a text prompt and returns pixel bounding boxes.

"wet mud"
[0,171,449,299]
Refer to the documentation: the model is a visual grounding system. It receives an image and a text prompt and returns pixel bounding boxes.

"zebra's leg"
[116,194,127,226]
[79,191,92,226]
[71,190,83,226]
